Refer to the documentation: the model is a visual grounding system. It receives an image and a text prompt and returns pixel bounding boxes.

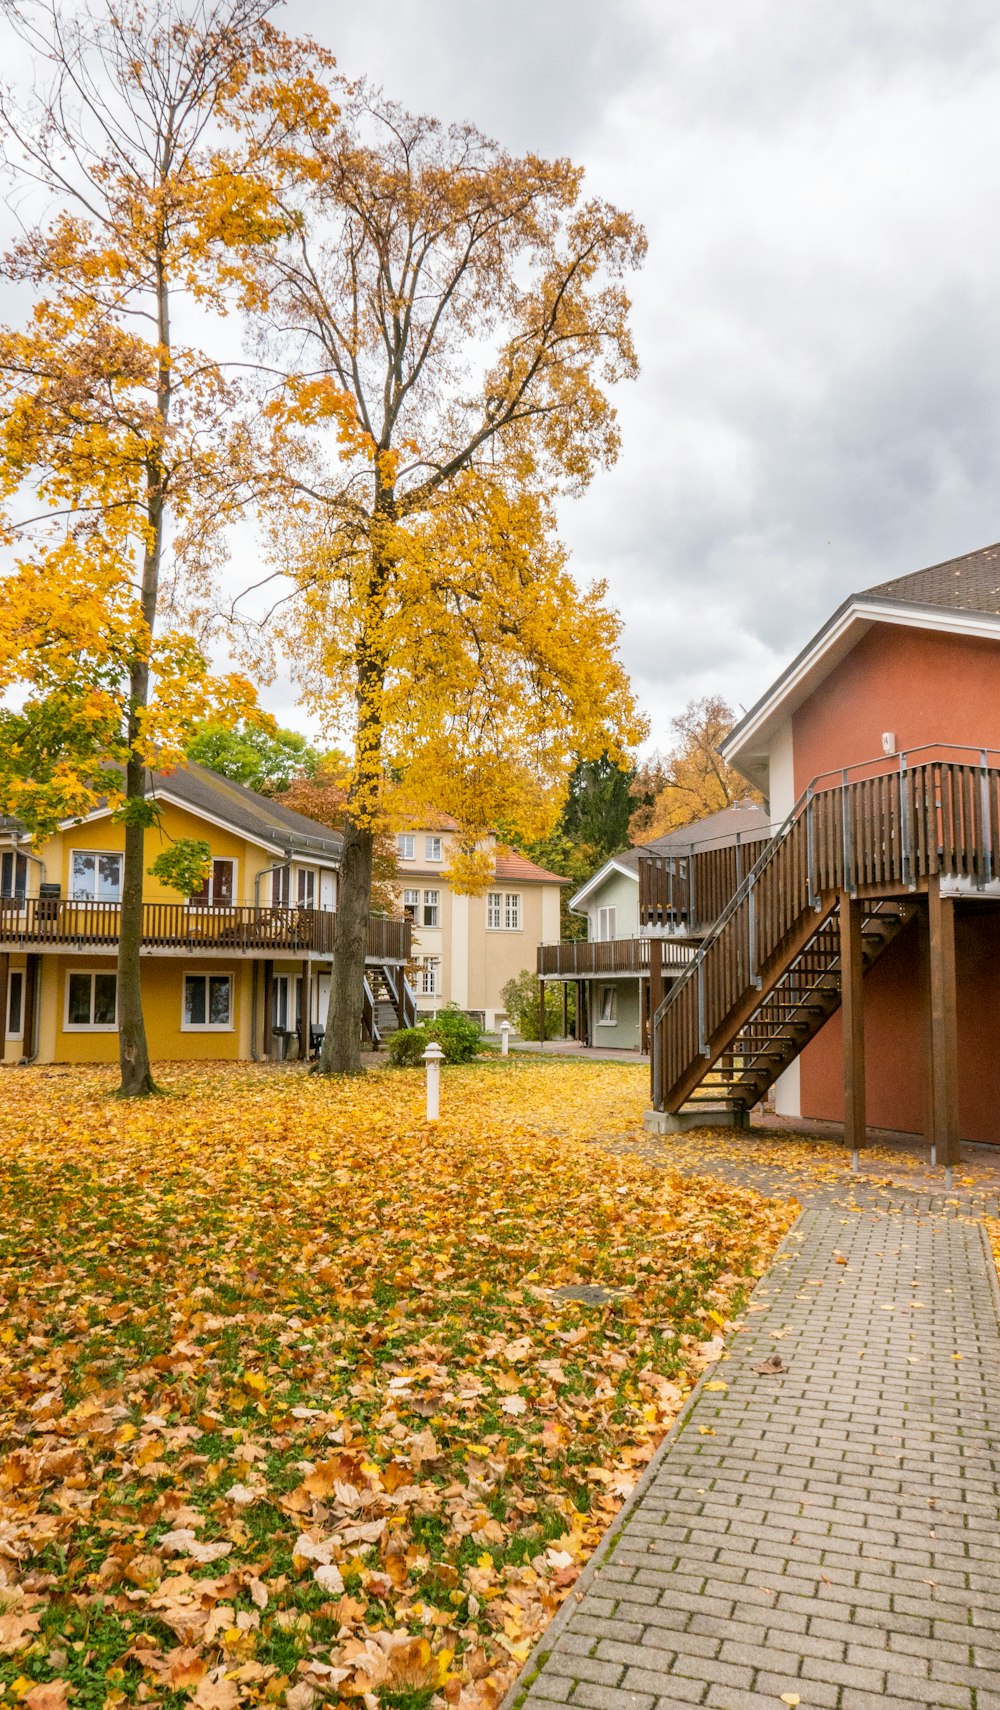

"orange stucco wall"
[793,622,1000,1142]
[792,622,1000,793]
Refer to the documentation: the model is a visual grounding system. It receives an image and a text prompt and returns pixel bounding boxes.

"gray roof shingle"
[862,541,1000,616]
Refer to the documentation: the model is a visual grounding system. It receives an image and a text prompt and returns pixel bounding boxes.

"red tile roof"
[493,849,569,884]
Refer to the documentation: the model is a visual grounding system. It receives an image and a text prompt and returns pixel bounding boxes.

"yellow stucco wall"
[2,793,337,1064]
[47,955,253,1063]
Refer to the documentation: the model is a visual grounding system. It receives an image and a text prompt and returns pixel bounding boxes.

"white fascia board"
[568,859,638,913]
[721,598,1000,772]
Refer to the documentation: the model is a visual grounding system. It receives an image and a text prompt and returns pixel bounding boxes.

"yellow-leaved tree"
[251,89,649,1074]
[628,696,763,842]
[0,0,332,1094]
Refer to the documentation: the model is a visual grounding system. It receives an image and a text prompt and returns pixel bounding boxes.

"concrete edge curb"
[497,1198,808,1710]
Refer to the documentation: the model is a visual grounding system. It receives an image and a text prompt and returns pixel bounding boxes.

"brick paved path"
[512,1186,1000,1710]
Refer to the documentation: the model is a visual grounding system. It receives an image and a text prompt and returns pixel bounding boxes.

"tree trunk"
[318,815,374,1074]
[117,748,156,1096]
[115,221,170,1097]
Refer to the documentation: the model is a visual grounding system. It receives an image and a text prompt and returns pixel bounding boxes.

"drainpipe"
[250,961,260,1062]
[14,838,45,894]
[254,859,291,907]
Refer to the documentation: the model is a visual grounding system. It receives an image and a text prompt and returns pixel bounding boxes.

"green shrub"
[387,1025,431,1067]
[386,1007,482,1067]
[428,1004,481,1063]
[500,969,572,1040]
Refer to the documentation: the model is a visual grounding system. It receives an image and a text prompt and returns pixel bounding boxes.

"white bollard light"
[422,1040,445,1122]
[500,1021,510,1057]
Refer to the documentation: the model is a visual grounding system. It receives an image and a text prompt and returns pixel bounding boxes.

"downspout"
[250,961,259,1062]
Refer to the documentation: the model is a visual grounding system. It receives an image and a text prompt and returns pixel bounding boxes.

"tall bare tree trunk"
[116,240,169,1098]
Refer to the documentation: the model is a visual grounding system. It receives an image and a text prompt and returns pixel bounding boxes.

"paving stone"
[506,1170,1000,1709]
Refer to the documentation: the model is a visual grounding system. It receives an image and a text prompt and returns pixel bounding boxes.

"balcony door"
[319,870,336,912]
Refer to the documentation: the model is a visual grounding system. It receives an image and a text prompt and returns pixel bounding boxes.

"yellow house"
[395,820,566,1030]
[0,763,412,1065]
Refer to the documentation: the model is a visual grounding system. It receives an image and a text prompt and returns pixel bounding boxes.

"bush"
[428,1004,482,1063]
[387,1007,482,1067]
[387,1025,431,1067]
[500,969,572,1040]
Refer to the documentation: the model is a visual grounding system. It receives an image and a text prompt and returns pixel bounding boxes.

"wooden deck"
[638,828,770,935]
[0,899,412,963]
[650,746,1000,1164]
[537,937,693,978]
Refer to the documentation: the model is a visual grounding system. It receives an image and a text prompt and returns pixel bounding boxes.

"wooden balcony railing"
[537,937,694,978]
[639,830,771,934]
[0,899,412,963]
[651,746,1000,1111]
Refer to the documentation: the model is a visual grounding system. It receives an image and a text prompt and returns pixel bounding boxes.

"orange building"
[644,541,1000,1157]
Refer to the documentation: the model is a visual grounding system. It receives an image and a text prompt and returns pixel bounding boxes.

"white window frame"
[188,857,237,909]
[271,865,290,908]
[296,867,316,909]
[272,973,291,1031]
[402,888,420,921]
[425,835,443,861]
[397,834,415,860]
[597,905,617,942]
[7,968,23,1039]
[597,984,617,1025]
[422,889,440,928]
[420,956,440,996]
[181,970,235,1032]
[1,851,27,901]
[69,850,123,903]
[64,969,119,1032]
[487,891,522,931]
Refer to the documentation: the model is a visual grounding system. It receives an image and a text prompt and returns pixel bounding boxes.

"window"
[71,852,122,902]
[422,889,440,927]
[402,888,420,921]
[397,834,415,859]
[420,956,440,996]
[271,866,290,907]
[65,971,118,1030]
[597,905,617,941]
[598,984,617,1025]
[183,972,233,1030]
[7,969,23,1038]
[189,859,235,908]
[488,891,521,930]
[0,851,27,901]
[425,835,443,861]
[297,868,316,909]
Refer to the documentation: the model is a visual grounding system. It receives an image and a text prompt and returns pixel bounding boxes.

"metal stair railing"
[651,743,1000,1112]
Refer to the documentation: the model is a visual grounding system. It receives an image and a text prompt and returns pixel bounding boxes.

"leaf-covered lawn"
[0,1060,794,1710]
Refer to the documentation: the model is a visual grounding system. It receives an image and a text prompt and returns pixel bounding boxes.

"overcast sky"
[7,0,1000,750]
[274,0,1000,747]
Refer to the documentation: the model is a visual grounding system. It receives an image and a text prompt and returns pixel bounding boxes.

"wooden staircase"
[677,899,916,1118]
[363,964,417,1048]
[649,749,1000,1121]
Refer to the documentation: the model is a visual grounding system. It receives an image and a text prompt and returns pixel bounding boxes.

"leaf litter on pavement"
[0,1059,794,1710]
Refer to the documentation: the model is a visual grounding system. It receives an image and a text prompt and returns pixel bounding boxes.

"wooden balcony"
[0,899,412,963]
[651,746,1000,1121]
[639,830,771,936]
[537,937,694,979]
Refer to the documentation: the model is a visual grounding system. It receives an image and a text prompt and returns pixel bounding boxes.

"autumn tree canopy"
[628,696,762,843]
[0,0,329,1093]
[251,86,648,1071]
